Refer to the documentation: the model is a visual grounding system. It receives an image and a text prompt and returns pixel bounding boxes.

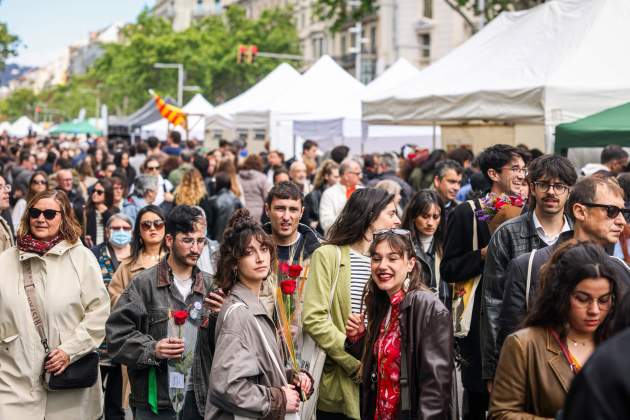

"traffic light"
[246,45,258,64]
[237,44,248,64]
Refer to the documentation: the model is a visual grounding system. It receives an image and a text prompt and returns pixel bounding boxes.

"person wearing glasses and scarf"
[0,189,109,419]
[489,241,618,419]
[345,229,453,420]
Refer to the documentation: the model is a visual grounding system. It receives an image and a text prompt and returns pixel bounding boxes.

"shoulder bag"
[23,259,99,390]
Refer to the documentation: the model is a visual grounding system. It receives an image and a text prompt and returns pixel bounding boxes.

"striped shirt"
[349,249,371,315]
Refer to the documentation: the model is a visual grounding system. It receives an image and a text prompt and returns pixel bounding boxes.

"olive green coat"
[302,244,360,419]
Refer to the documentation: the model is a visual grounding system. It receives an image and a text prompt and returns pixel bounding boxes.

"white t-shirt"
[173,274,193,300]
[349,250,371,315]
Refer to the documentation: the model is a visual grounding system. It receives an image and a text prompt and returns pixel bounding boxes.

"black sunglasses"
[92,189,105,195]
[581,203,630,220]
[29,208,61,220]
[140,220,165,230]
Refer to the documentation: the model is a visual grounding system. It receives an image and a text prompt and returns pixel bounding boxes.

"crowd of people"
[0,128,629,420]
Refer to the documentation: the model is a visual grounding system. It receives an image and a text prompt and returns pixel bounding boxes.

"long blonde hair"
[175,169,207,206]
[18,190,82,243]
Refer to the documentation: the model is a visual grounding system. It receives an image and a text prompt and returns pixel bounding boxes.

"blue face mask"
[110,230,132,247]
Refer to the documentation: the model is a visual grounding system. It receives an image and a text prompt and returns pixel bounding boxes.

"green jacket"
[302,244,360,419]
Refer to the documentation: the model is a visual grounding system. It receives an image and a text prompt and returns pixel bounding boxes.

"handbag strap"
[466,200,478,252]
[23,259,50,353]
[327,246,342,320]
[525,249,537,309]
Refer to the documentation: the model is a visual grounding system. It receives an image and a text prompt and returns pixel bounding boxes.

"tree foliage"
[0,21,19,71]
[443,0,546,32]
[0,88,37,120]
[0,6,300,121]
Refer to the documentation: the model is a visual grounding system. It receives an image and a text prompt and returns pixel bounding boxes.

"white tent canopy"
[9,116,44,137]
[363,0,630,151]
[364,58,422,101]
[207,63,302,130]
[0,121,11,133]
[270,55,439,157]
[140,94,214,140]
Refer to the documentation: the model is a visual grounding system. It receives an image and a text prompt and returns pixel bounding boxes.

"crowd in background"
[0,128,629,420]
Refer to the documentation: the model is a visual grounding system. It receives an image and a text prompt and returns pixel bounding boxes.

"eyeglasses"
[0,184,11,192]
[580,203,630,220]
[146,165,161,171]
[110,226,132,232]
[373,228,412,238]
[533,182,570,194]
[140,220,165,231]
[348,171,362,176]
[571,291,613,310]
[31,180,47,186]
[178,237,207,247]
[503,166,528,177]
[28,207,61,220]
[92,189,105,195]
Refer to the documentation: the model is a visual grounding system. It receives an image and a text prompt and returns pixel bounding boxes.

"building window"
[423,0,433,19]
[312,36,326,58]
[197,0,203,5]
[214,0,221,14]
[341,34,347,55]
[420,33,431,59]
[369,26,377,54]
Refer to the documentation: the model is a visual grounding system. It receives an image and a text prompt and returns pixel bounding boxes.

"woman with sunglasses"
[142,156,173,206]
[303,188,401,420]
[82,178,119,248]
[0,189,110,419]
[489,241,618,419]
[109,205,167,306]
[401,190,450,308]
[345,229,453,420]
[11,170,48,231]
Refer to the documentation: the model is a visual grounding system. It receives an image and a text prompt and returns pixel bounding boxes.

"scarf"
[17,233,62,255]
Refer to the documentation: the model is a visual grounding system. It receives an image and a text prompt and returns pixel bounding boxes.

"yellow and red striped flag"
[149,89,186,127]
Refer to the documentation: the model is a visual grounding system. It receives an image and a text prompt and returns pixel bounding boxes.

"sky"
[1,0,155,67]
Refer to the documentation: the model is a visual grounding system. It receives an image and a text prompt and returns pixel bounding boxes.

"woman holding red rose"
[205,209,313,420]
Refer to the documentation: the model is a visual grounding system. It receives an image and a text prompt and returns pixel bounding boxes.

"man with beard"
[106,205,214,419]
[480,154,577,388]
[497,175,630,356]
[441,144,528,420]
[433,159,464,220]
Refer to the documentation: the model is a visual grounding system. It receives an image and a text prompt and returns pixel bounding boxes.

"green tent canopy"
[555,101,630,154]
[49,121,103,136]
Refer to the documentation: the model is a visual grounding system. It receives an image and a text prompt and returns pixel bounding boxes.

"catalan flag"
[149,89,186,127]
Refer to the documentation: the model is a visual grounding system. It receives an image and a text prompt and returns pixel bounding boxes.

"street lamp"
[154,62,184,107]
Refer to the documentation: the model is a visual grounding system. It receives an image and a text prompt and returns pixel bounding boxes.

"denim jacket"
[106,257,213,412]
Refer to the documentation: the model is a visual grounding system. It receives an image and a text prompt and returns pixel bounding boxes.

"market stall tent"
[206,63,302,131]
[49,121,103,136]
[140,94,214,140]
[363,0,630,152]
[9,116,44,137]
[554,101,630,154]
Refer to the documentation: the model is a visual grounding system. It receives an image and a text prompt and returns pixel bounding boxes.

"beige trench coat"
[0,240,110,420]
[0,216,13,254]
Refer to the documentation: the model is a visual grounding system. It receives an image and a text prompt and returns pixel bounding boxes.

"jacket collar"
[264,222,322,259]
[545,327,574,393]
[156,255,206,295]
[230,281,268,316]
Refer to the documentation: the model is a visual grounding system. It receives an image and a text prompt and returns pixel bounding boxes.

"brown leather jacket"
[347,289,453,420]
[489,326,574,420]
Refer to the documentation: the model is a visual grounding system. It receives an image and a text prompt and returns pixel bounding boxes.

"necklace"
[142,250,163,262]
[567,336,587,347]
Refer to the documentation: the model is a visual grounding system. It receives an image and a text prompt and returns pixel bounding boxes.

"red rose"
[288,264,303,278]
[280,279,297,295]
[279,262,290,275]
[495,200,507,210]
[172,310,188,326]
[512,196,524,207]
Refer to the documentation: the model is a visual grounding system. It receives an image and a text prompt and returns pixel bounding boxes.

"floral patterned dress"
[373,289,405,420]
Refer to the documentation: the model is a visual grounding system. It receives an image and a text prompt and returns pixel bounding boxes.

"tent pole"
[432,121,437,150]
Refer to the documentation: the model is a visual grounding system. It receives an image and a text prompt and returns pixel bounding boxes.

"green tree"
[0,88,37,120]
[0,3,20,70]
[443,0,546,32]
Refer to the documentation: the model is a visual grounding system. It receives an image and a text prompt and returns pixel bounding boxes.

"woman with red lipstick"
[489,241,618,419]
[345,229,453,420]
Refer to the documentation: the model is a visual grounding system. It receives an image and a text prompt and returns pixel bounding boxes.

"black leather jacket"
[415,242,451,310]
[346,289,453,420]
[480,211,553,380]
[206,188,242,240]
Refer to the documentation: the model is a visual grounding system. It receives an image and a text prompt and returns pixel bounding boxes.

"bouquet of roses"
[476,193,526,233]
[275,259,309,400]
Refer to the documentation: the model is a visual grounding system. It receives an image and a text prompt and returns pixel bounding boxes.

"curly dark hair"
[215,208,276,294]
[524,240,618,343]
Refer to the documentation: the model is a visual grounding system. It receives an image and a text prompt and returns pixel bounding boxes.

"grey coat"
[205,282,289,420]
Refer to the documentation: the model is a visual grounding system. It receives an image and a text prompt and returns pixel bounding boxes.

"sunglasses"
[580,203,630,221]
[93,189,105,195]
[29,208,61,220]
[31,180,47,186]
[373,228,411,237]
[140,220,165,231]
[146,165,161,171]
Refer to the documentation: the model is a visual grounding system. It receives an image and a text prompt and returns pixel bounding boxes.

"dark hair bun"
[227,208,254,230]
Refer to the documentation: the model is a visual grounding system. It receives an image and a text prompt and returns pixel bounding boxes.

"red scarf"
[17,233,62,255]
